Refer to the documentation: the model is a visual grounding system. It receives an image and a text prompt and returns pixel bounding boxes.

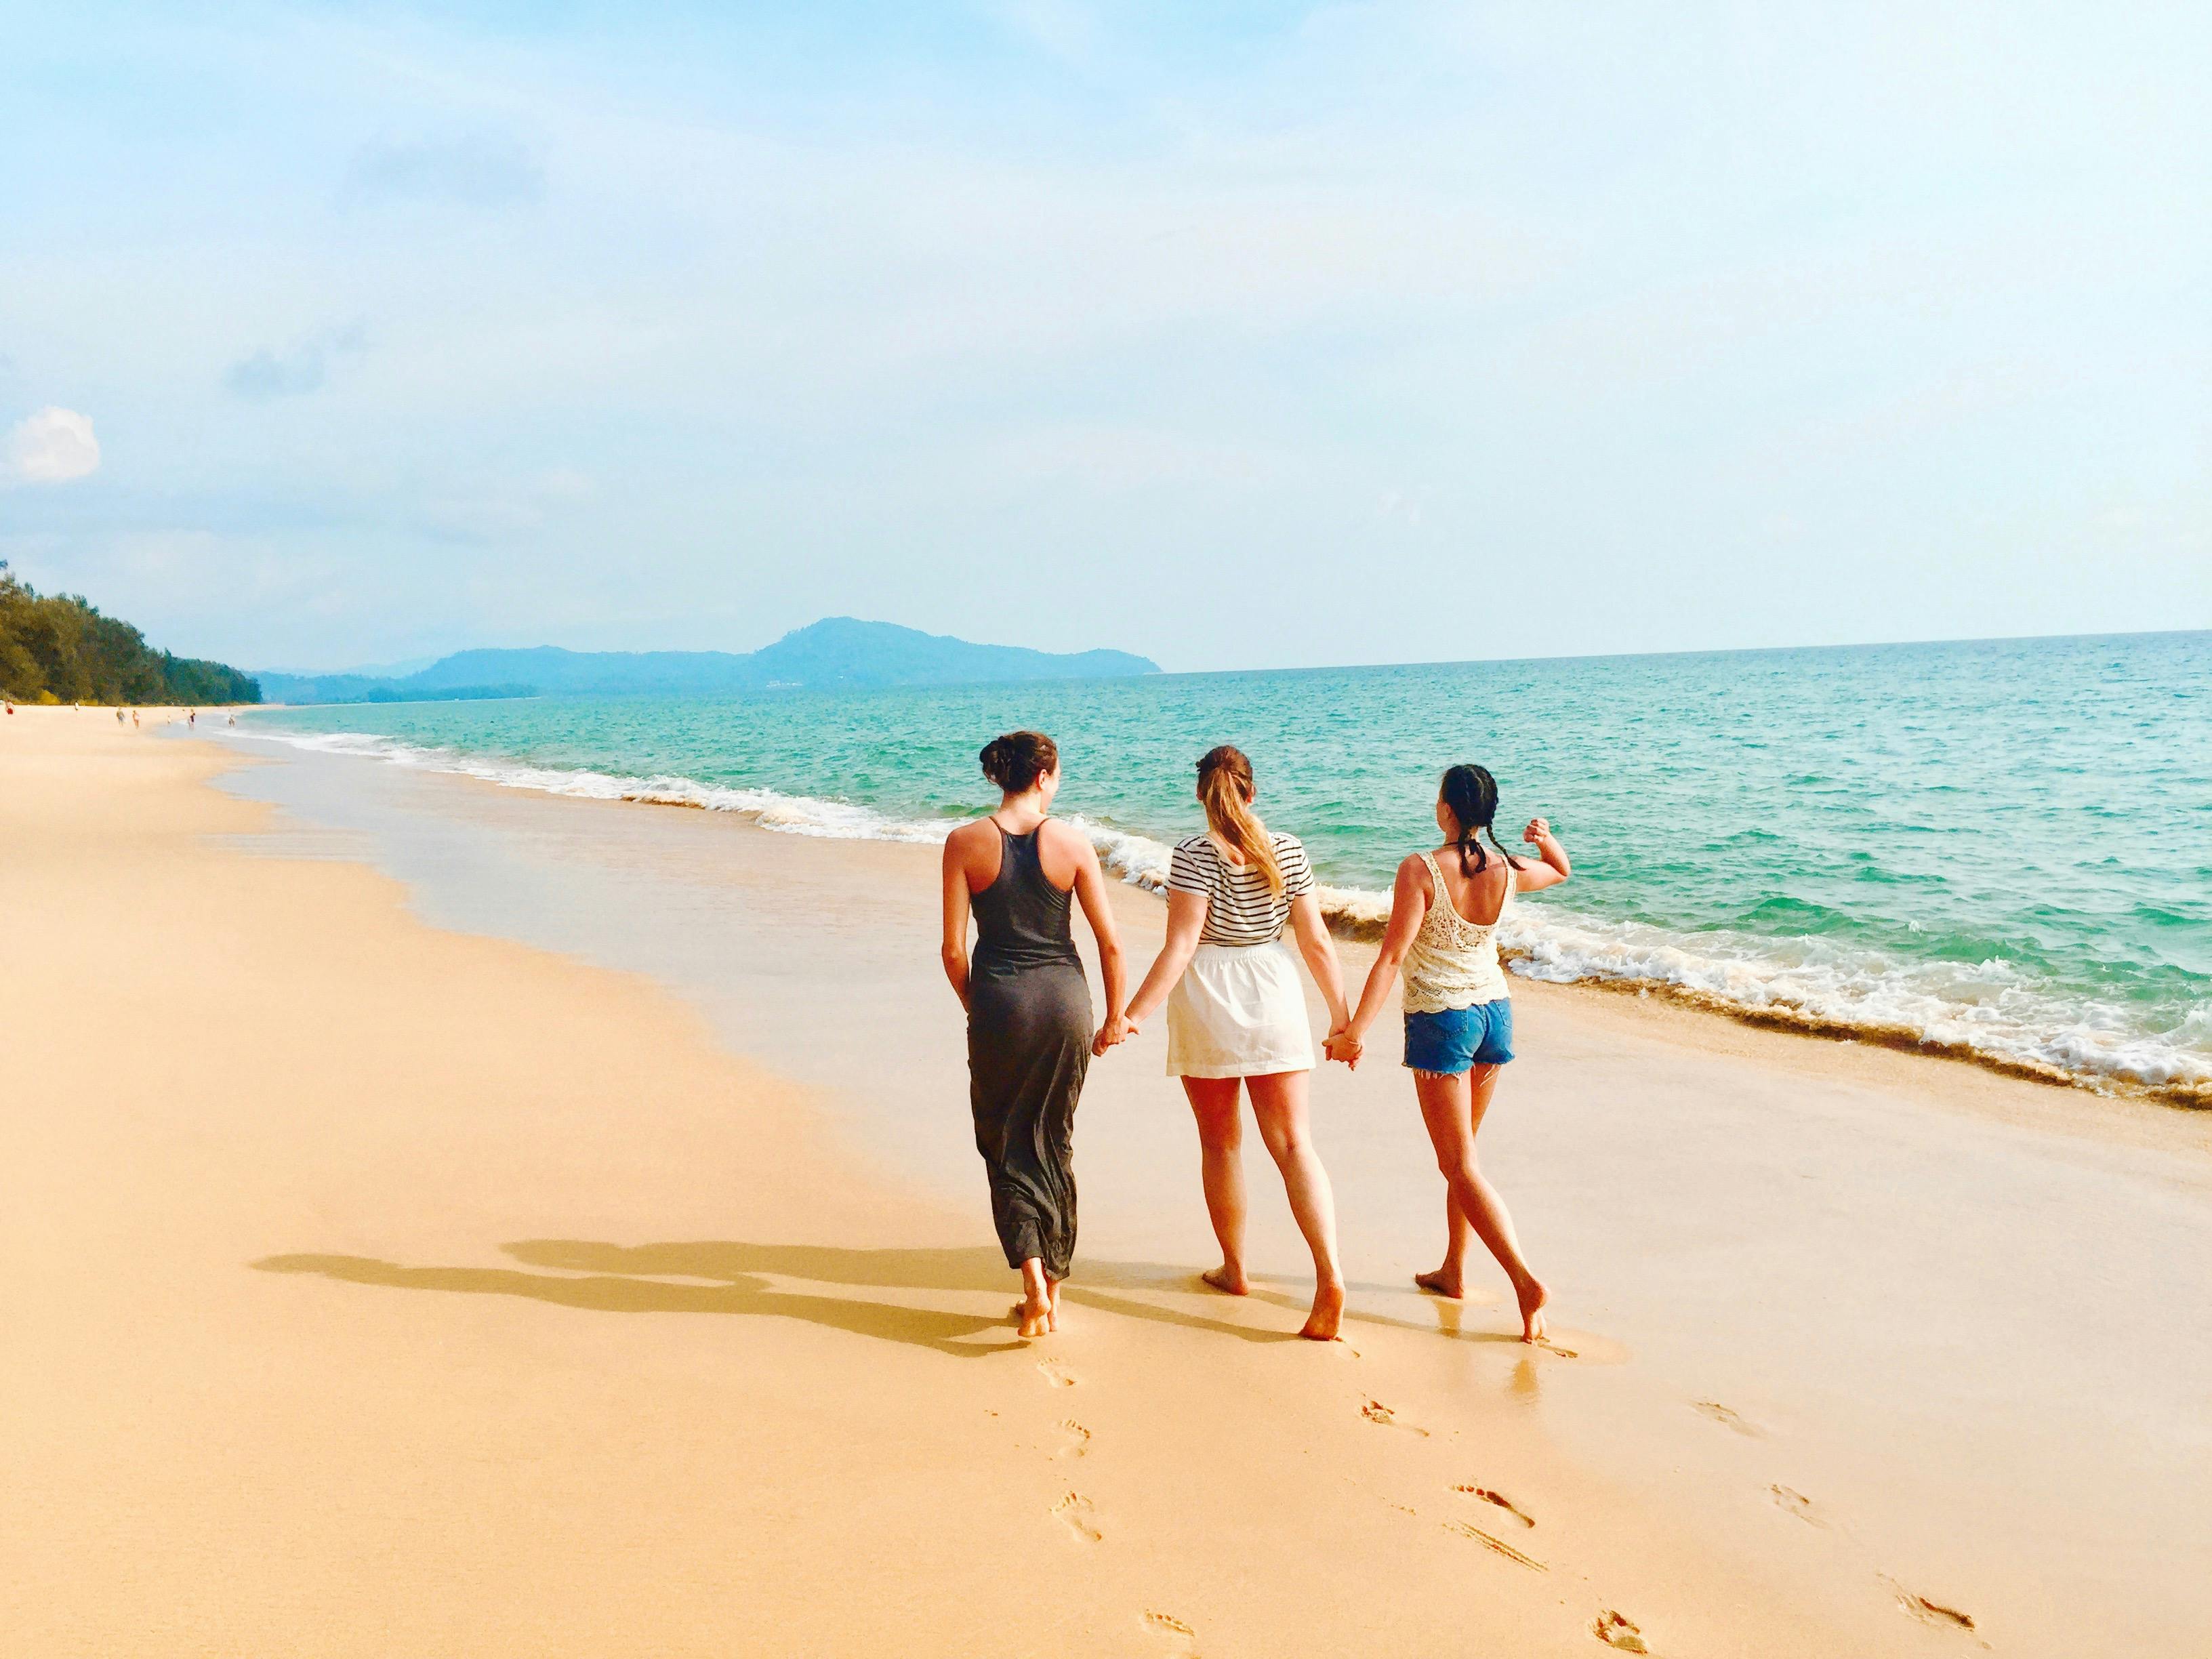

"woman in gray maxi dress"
[940,731,1130,1338]
[967,821,1094,1282]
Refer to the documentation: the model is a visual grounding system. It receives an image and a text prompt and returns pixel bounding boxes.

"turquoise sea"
[237,631,2211,1102]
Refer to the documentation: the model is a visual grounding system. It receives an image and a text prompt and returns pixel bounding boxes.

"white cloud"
[993,0,1104,70]
[988,424,1284,491]
[1,407,101,485]
[416,469,601,540]
[225,323,369,401]
[341,134,545,209]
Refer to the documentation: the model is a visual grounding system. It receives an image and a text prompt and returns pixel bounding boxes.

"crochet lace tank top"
[1400,848,1514,1013]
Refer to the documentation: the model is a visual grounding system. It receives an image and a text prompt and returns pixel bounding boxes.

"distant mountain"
[259,654,441,680]
[256,617,1159,705]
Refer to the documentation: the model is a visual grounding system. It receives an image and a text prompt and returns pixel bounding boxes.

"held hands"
[1092,1010,1139,1058]
[1324,1021,1363,1069]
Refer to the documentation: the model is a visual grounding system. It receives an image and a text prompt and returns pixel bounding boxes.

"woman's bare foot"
[1017,1260,1054,1339]
[1299,1281,1346,1341]
[1413,1266,1465,1299]
[1200,1263,1250,1296]
[1017,1300,1052,1338]
[1515,1277,1550,1344]
[1046,1275,1064,1332]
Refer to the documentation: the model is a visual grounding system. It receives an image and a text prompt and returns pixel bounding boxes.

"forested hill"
[0,565,260,705]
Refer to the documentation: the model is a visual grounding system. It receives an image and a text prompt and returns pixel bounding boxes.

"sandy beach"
[5,705,2209,1658]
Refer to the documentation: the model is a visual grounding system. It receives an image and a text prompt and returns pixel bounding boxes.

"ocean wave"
[226,724,2211,1103]
[1496,912,2210,1098]
[231,726,954,842]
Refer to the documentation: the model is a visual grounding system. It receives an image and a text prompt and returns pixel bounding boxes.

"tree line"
[0,562,260,705]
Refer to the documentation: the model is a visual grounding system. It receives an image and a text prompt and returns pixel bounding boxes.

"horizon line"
[256,620,2207,688]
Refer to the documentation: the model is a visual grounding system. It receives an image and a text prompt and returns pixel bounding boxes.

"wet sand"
[5,705,2208,1656]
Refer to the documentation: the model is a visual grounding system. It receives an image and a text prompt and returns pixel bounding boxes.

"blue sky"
[2,1,2205,672]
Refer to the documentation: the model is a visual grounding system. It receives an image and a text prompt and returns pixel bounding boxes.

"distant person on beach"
[1330,765,1572,1343]
[188,709,196,727]
[1103,745,1353,1341]
[941,731,1129,1339]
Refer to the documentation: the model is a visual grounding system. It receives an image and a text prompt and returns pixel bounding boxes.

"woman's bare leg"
[1414,1067,1548,1341]
[1247,1071,1347,1340]
[1414,1188,1475,1298]
[1415,1066,1492,1296]
[1183,1077,1250,1294]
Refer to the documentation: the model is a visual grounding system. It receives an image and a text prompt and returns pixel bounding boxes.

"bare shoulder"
[943,817,995,859]
[1397,852,1434,893]
[1040,817,1099,865]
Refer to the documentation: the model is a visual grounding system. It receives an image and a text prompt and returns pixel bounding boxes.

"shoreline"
[224,717,2212,1113]
[11,705,2211,1657]
[1548,967,2212,1112]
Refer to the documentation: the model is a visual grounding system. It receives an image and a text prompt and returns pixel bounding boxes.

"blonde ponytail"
[1196,745,1283,897]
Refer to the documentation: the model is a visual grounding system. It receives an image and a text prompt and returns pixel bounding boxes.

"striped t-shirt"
[1168,832,1316,945]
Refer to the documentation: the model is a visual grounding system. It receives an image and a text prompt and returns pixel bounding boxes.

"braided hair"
[1439,764,1522,878]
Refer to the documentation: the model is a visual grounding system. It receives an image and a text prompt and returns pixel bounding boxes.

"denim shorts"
[1403,999,1515,1075]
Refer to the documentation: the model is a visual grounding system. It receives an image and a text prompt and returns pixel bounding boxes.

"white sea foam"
[232,726,953,842]
[228,725,2211,1099]
[1494,909,2209,1093]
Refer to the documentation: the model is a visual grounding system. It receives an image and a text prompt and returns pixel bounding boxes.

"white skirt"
[1166,941,1315,1079]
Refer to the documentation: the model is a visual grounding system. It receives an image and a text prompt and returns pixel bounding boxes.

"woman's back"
[1169,830,1315,945]
[1401,847,1514,1012]
[970,823,1079,975]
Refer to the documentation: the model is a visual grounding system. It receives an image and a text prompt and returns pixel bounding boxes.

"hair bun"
[980,730,1059,792]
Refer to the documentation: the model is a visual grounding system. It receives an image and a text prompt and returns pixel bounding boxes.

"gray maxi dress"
[966,824,1092,1280]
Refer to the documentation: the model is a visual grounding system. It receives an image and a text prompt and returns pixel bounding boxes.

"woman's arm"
[939,832,974,1009]
[1068,838,1128,1035]
[1118,888,1210,1033]
[1515,816,1571,892]
[1336,856,1431,1054]
[1287,892,1350,1033]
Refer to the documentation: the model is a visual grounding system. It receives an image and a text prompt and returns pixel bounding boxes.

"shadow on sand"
[253,1238,1312,1356]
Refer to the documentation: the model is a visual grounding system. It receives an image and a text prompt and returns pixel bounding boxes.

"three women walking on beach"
[945,732,1570,1347]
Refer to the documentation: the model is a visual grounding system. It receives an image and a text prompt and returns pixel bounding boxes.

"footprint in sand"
[1692,1399,1760,1436]
[1769,1483,1824,1527]
[1454,1485,1535,1529]
[1881,1577,1981,1641]
[1142,1610,1198,1654]
[1592,1610,1650,1652]
[1057,1419,1091,1458]
[1443,1519,1547,1571]
[1052,1492,1103,1543]
[1038,1359,1078,1389]
[1361,1398,1430,1436]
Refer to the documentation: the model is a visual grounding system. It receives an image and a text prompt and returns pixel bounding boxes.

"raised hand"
[1522,815,1551,845]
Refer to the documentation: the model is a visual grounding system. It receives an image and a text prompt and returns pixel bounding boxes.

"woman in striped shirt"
[1098,745,1353,1340]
